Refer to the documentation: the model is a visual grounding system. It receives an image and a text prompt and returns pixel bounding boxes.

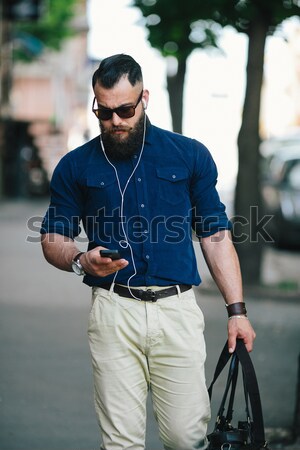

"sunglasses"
[92,90,143,121]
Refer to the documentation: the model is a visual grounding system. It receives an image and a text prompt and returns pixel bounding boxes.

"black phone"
[100,249,121,260]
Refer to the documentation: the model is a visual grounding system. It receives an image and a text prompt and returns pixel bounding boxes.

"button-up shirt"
[41,121,231,287]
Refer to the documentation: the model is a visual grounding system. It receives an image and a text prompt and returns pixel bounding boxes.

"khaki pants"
[88,285,210,450]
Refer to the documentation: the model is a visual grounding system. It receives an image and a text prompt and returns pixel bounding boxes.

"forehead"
[94,76,142,108]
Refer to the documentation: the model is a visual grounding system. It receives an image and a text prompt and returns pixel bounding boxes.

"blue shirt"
[41,121,231,287]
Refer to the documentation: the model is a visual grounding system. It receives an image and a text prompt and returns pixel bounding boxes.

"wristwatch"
[71,252,86,276]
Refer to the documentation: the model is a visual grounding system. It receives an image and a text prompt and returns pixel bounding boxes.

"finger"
[104,259,129,273]
[228,335,236,354]
[243,334,256,352]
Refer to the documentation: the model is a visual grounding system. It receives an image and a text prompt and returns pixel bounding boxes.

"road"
[0,199,299,450]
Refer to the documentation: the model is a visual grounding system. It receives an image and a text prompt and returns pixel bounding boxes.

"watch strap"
[73,252,84,263]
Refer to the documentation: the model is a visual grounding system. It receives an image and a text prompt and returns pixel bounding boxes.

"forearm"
[200,230,243,305]
[41,233,79,272]
[200,230,256,352]
[41,233,129,277]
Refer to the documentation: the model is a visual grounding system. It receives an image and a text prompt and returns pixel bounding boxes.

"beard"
[100,113,145,161]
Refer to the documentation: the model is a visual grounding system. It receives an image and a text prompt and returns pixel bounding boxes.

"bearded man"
[41,53,255,450]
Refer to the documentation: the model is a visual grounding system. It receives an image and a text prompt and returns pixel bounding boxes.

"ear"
[142,89,149,110]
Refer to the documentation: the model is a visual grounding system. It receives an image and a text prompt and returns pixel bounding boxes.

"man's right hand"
[80,247,129,277]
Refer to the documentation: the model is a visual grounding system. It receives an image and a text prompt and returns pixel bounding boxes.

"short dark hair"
[92,54,143,89]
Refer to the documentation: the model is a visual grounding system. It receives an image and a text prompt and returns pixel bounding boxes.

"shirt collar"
[144,116,154,144]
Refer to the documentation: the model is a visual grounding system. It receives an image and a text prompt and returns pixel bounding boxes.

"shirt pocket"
[85,172,118,210]
[156,167,189,205]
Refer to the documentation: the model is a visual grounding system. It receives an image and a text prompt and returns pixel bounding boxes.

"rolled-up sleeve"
[40,154,83,239]
[190,141,232,238]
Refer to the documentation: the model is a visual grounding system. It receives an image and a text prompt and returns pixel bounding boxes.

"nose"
[111,111,123,126]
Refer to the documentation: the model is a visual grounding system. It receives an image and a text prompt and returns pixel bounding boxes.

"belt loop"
[176,284,181,298]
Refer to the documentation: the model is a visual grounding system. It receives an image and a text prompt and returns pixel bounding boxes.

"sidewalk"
[0,199,299,450]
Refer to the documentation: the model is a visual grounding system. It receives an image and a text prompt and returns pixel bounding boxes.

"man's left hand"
[227,317,256,353]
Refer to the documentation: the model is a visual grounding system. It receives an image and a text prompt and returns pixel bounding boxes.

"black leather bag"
[207,339,270,450]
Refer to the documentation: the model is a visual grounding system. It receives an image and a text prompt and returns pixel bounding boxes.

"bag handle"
[208,340,232,398]
[226,354,239,424]
[235,339,266,445]
[212,353,239,425]
[208,339,267,447]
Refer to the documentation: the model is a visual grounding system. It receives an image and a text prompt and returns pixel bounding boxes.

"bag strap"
[214,353,239,423]
[208,339,267,447]
[208,340,232,398]
[242,370,252,424]
[226,355,239,424]
[235,339,266,445]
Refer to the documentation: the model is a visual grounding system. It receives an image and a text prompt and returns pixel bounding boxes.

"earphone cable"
[99,113,147,299]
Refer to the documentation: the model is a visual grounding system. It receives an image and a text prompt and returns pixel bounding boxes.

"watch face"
[72,260,84,276]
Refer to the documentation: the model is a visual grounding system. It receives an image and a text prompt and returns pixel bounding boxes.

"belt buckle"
[144,288,157,302]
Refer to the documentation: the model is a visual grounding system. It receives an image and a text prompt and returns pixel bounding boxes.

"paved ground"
[0,199,299,450]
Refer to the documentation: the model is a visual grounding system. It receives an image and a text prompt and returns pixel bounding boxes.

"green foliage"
[133,0,300,60]
[133,0,220,61]
[197,0,300,33]
[14,0,78,62]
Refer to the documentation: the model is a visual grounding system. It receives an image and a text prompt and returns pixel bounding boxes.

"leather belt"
[100,283,192,302]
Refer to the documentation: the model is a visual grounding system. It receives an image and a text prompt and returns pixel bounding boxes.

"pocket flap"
[156,167,188,182]
[86,172,116,188]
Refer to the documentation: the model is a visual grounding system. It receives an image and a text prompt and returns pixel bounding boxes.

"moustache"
[110,126,131,133]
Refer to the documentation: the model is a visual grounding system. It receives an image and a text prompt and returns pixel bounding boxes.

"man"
[41,53,255,450]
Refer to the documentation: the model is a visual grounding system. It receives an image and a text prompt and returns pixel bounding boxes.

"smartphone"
[100,249,121,260]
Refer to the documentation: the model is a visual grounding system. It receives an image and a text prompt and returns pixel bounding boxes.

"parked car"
[261,139,300,249]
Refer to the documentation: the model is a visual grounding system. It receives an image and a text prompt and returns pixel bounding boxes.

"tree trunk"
[167,58,186,133]
[233,16,268,285]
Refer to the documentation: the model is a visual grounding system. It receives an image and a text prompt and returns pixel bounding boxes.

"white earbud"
[142,99,147,110]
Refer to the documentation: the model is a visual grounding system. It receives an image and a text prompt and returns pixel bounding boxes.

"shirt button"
[141,204,145,208]
[133,155,138,159]
[137,178,141,182]
[172,174,176,179]
[100,182,104,186]
[145,255,150,259]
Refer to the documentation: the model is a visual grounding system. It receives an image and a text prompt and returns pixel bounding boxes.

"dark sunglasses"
[92,90,143,121]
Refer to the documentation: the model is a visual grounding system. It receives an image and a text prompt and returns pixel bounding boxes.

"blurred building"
[1,0,90,197]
